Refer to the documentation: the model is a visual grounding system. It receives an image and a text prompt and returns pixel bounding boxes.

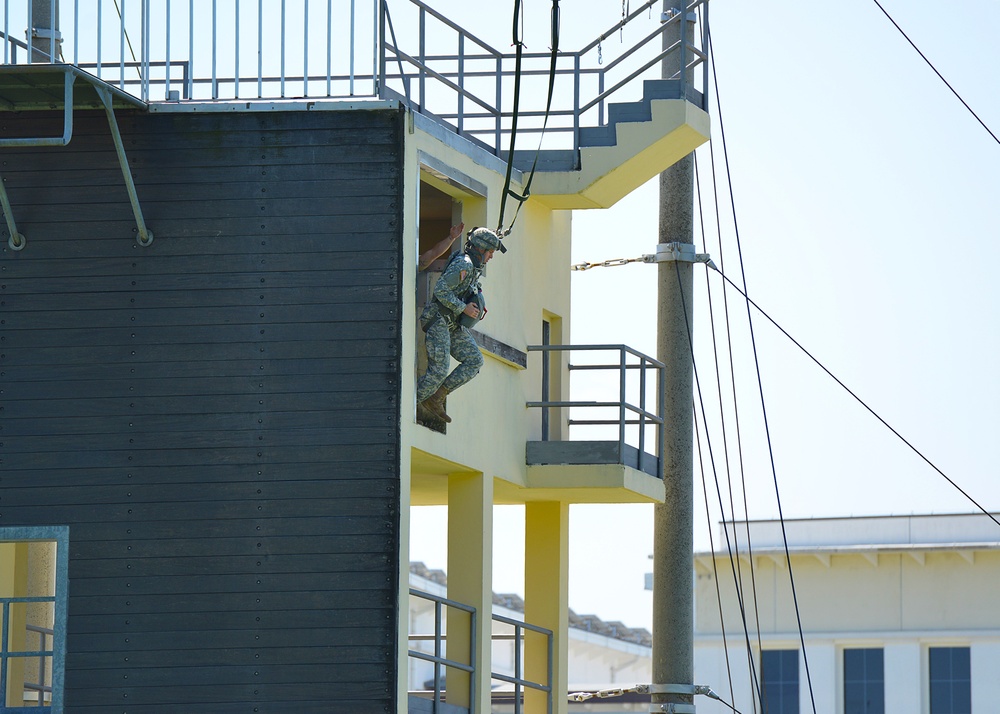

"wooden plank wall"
[0,106,403,713]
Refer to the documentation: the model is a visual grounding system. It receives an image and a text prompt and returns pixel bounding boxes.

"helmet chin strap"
[466,244,486,267]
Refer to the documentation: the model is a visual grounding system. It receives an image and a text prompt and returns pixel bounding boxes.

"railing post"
[142,0,150,102]
[573,53,581,153]
[118,0,124,89]
[619,346,627,462]
[494,54,502,152]
[514,623,522,714]
[0,601,8,705]
[418,6,425,109]
[433,600,443,710]
[547,630,554,714]
[639,354,648,459]
[457,33,465,135]
[470,608,478,714]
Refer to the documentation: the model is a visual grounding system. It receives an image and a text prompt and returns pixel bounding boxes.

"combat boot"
[421,386,451,423]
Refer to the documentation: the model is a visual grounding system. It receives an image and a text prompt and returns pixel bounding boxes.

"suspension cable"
[496,0,561,238]
[871,0,1000,147]
[694,407,738,709]
[694,150,764,713]
[678,258,765,710]
[710,266,1000,530]
[707,29,819,714]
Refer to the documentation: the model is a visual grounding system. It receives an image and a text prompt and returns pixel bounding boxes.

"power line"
[871,0,1000,147]
[706,28,819,714]
[710,265,1000,531]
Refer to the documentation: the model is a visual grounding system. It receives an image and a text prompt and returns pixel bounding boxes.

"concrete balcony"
[515,344,666,506]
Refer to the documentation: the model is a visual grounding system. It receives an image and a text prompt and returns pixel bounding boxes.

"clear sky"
[409,0,1000,632]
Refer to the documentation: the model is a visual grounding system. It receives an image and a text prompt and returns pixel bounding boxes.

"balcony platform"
[514,447,665,505]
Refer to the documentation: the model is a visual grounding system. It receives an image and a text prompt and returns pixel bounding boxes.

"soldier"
[417,227,503,423]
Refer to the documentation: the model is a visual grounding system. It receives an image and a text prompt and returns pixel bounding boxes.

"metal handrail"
[527,344,665,479]
[23,624,54,706]
[1,0,707,156]
[491,613,554,714]
[409,589,555,714]
[0,597,56,710]
[381,0,710,154]
[408,588,477,713]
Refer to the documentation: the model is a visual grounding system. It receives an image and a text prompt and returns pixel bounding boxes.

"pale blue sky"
[409,0,1000,631]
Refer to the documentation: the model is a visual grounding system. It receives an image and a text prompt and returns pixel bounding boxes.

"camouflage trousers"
[417,317,484,403]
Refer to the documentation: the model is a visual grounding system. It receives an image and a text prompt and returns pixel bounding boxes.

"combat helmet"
[466,227,504,254]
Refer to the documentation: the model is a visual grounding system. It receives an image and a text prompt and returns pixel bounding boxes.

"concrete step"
[580,79,689,147]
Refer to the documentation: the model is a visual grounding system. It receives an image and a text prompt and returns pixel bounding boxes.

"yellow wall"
[695,549,1000,636]
[400,125,573,493]
[397,113,574,713]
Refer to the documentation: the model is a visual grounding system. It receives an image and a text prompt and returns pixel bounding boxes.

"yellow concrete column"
[524,501,569,714]
[446,472,493,714]
[0,542,30,707]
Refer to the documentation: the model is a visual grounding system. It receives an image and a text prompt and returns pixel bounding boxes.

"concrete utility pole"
[30,0,62,63]
[651,3,696,712]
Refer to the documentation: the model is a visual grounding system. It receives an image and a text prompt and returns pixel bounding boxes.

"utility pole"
[29,0,62,63]
[651,3,696,712]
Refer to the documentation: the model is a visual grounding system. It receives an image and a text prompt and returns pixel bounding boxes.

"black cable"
[711,266,1000,531]
[705,34,766,714]
[675,259,765,712]
[706,25,818,714]
[694,153,763,712]
[497,0,561,237]
[871,0,1000,147]
[496,0,526,235]
[694,407,738,713]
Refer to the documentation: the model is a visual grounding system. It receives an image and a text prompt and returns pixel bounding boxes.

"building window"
[844,648,884,714]
[0,527,68,713]
[929,646,971,714]
[761,649,799,714]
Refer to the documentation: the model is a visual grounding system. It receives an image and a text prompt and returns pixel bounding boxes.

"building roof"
[701,512,1000,556]
[409,562,652,647]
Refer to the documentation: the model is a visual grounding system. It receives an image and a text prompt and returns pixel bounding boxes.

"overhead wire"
[709,266,1000,531]
[871,0,1000,147]
[675,256,757,712]
[705,27,819,714]
[693,410,738,710]
[694,147,764,714]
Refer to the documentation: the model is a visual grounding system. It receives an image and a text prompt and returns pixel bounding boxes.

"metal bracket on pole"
[643,683,726,713]
[94,85,154,247]
[649,703,696,713]
[643,242,716,269]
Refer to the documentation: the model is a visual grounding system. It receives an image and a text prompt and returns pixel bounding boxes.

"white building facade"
[693,513,1000,714]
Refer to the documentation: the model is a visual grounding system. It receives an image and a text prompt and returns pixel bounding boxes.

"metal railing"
[381,0,709,153]
[526,344,665,479]
[23,624,54,706]
[408,588,478,713]
[490,614,553,714]
[0,0,708,156]
[0,596,56,710]
[408,588,554,714]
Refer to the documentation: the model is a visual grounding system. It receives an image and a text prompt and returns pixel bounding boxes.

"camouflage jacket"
[422,252,483,327]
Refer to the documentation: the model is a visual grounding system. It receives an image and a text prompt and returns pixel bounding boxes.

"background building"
[694,513,1000,714]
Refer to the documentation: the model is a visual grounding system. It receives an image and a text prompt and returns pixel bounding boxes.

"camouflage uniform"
[416,251,485,403]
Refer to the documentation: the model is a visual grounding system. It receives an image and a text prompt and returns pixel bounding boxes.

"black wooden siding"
[0,107,403,713]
